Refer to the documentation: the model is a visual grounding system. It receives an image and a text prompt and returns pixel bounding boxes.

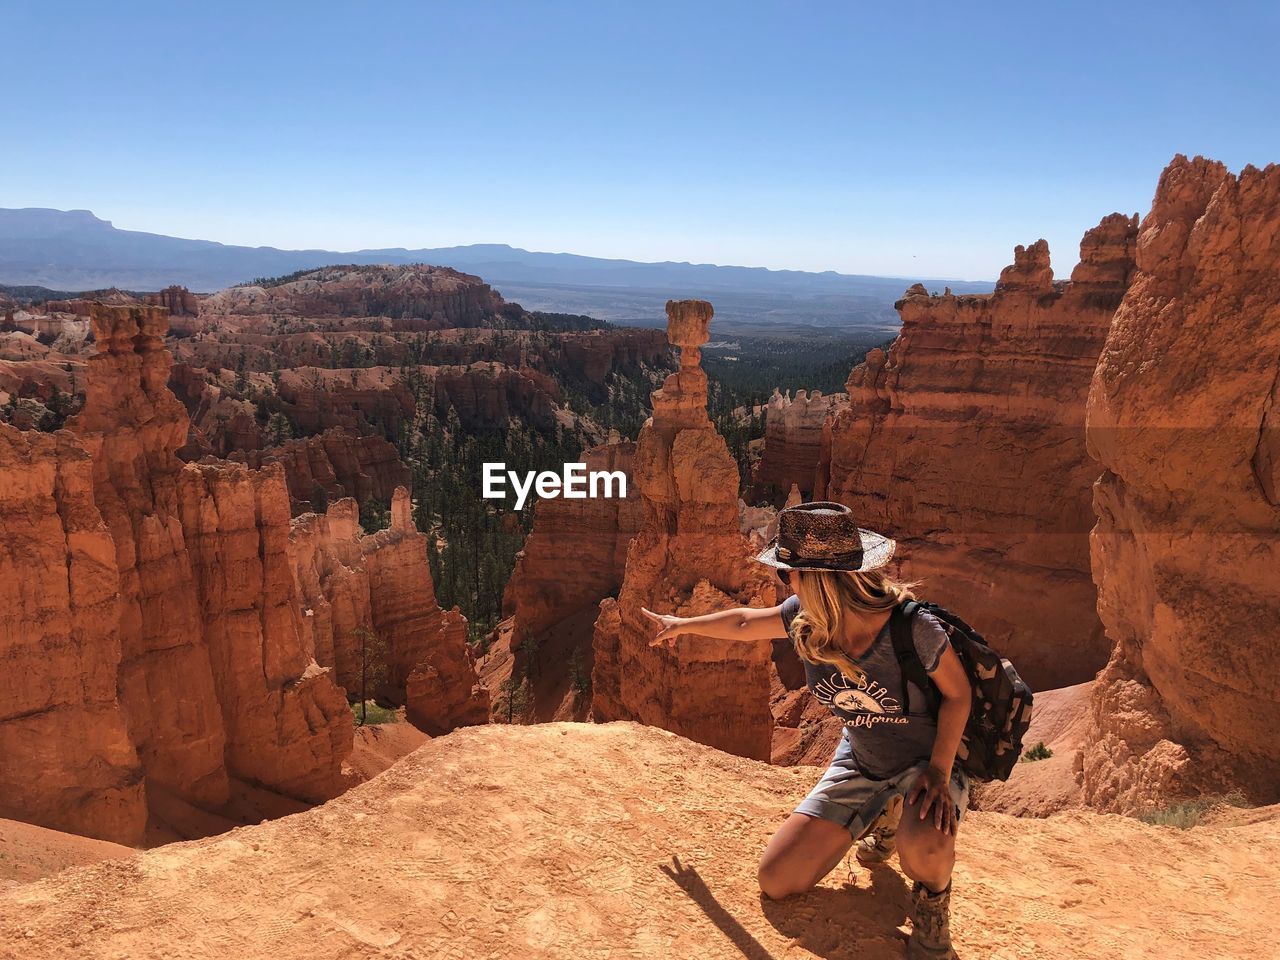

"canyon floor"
[1,722,1276,960]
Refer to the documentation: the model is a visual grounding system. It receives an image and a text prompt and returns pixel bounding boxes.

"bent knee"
[897,826,954,873]
[757,860,814,900]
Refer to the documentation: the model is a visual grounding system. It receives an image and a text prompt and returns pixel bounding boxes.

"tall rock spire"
[591,300,778,760]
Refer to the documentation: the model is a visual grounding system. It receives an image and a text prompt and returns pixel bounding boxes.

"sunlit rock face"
[0,304,357,842]
[503,439,643,651]
[592,300,779,761]
[1079,155,1280,812]
[817,214,1139,690]
[67,305,232,809]
[288,488,490,734]
[749,388,844,505]
[0,423,146,845]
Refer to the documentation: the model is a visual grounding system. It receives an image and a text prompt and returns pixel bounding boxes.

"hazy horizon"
[6,1,1278,279]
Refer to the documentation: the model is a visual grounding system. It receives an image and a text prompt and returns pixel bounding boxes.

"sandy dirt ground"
[971,682,1091,816]
[0,818,135,889]
[1,721,1276,960]
[343,720,431,783]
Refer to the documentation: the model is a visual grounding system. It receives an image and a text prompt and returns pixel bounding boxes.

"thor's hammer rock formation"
[592,300,778,760]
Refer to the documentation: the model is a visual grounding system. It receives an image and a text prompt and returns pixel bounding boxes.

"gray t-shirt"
[780,594,949,780]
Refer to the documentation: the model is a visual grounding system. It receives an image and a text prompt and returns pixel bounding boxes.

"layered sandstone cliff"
[503,439,643,651]
[77,307,353,805]
[288,489,490,733]
[1079,156,1280,812]
[749,389,843,504]
[238,427,411,514]
[817,215,1139,689]
[144,286,199,317]
[200,264,511,325]
[0,425,146,845]
[67,306,232,809]
[592,300,778,760]
[273,363,559,436]
[177,461,352,802]
[1,304,358,842]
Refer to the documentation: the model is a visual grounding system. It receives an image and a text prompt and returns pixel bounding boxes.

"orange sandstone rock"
[177,460,352,802]
[591,300,778,760]
[62,305,353,815]
[503,440,643,652]
[240,427,411,515]
[817,215,1139,689]
[67,305,231,808]
[749,389,844,504]
[0,424,146,845]
[144,286,199,317]
[1079,156,1280,812]
[288,488,489,733]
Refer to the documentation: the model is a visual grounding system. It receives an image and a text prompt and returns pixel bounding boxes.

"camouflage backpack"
[889,600,1033,782]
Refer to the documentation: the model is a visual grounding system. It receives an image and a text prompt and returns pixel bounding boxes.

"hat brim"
[753,529,896,573]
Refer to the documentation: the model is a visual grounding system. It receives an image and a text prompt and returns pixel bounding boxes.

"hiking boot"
[855,794,902,865]
[907,880,955,959]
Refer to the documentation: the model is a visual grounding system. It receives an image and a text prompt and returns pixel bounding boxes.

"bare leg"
[757,812,854,899]
[896,778,957,893]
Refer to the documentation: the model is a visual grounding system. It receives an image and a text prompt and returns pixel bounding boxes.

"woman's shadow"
[661,855,914,960]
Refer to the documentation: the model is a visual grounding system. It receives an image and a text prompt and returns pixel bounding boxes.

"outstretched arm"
[641,604,789,650]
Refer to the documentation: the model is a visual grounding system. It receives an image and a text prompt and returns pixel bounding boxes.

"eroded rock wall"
[1079,155,1280,812]
[178,461,352,802]
[591,300,778,760]
[749,389,843,504]
[240,427,412,515]
[503,440,643,651]
[67,305,231,808]
[61,305,352,814]
[0,424,146,845]
[817,215,1138,689]
[288,488,490,733]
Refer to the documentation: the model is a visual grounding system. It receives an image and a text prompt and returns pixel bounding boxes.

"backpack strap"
[890,600,940,716]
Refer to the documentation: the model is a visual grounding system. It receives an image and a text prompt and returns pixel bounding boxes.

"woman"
[641,502,970,960]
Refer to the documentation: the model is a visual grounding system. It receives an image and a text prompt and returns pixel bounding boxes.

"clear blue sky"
[5,1,1278,279]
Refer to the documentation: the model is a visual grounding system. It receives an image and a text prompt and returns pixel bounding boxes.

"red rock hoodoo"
[1079,155,1280,812]
[591,300,778,760]
[176,460,353,803]
[0,425,146,845]
[816,215,1139,689]
[67,306,233,810]
[2,304,357,842]
[288,488,490,733]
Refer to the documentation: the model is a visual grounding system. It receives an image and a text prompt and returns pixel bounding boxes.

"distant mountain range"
[0,207,993,333]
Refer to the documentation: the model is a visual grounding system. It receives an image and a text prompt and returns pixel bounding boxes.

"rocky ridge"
[816,214,1139,690]
[0,304,486,845]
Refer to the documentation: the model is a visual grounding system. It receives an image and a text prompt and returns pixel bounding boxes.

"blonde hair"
[789,568,918,682]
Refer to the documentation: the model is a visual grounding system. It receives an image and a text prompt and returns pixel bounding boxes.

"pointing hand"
[641,607,683,650]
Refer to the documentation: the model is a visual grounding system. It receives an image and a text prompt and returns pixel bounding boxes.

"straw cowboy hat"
[753,501,895,573]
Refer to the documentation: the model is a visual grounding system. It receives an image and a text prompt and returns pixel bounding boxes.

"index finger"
[640,607,663,623]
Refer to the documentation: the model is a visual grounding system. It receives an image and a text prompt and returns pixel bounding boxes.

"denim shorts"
[794,734,971,839]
